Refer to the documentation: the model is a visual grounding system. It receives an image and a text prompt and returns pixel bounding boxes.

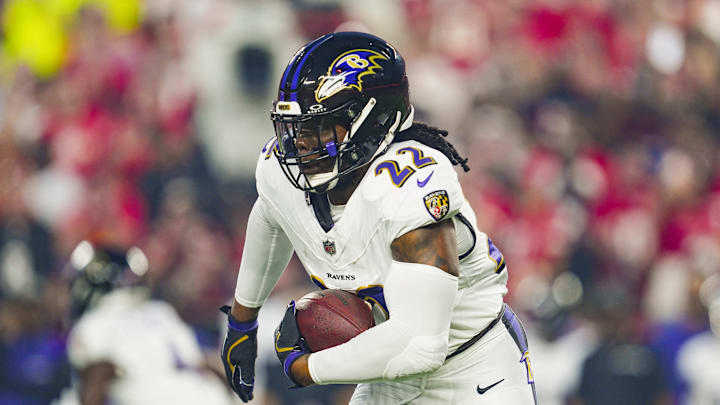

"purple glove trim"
[283,351,304,376]
[228,317,258,333]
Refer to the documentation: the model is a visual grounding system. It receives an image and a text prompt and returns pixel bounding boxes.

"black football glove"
[274,301,311,386]
[220,305,258,402]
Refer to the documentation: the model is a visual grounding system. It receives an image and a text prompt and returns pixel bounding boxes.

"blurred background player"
[53,241,234,405]
[520,272,597,405]
[572,282,669,405]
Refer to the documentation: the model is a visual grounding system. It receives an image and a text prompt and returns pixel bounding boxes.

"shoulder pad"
[67,312,113,368]
[259,137,279,161]
[363,141,465,240]
[255,137,286,199]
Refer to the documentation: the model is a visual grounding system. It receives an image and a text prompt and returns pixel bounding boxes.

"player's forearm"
[231,300,261,322]
[80,387,107,405]
[289,354,315,386]
[79,362,116,405]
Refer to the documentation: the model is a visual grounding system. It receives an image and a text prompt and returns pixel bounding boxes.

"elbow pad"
[308,261,458,384]
[384,329,448,379]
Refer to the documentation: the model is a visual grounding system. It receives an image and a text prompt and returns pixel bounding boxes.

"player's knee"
[383,334,448,379]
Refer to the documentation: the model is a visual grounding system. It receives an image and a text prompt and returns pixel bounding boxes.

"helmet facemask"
[273,99,354,193]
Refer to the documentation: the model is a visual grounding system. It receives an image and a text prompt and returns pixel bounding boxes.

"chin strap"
[304,168,339,191]
[399,105,415,132]
[371,105,415,161]
[348,97,378,140]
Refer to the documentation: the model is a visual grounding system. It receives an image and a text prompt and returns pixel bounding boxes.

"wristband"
[229,317,258,333]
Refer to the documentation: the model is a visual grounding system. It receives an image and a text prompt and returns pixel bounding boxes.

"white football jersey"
[256,138,509,351]
[66,288,232,405]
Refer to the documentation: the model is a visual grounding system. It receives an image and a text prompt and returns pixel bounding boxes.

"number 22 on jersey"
[375,147,437,187]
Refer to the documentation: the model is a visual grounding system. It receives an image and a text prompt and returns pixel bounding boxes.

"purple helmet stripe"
[279,58,296,93]
[290,35,333,101]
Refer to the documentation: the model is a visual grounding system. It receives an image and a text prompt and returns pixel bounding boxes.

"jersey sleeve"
[234,196,294,308]
[255,137,282,200]
[381,150,465,242]
[235,137,295,307]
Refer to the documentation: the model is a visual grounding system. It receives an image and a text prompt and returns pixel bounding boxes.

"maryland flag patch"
[423,190,449,221]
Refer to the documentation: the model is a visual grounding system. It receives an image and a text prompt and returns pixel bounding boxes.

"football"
[295,289,375,352]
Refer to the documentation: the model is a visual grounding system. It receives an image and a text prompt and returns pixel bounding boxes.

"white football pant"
[349,305,537,405]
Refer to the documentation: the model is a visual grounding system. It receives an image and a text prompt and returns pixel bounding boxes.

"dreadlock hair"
[394,122,470,172]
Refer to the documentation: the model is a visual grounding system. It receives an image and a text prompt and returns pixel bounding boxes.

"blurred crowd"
[2,0,720,404]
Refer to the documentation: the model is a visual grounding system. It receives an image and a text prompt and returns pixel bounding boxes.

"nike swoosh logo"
[274,333,294,353]
[417,170,434,187]
[476,379,504,395]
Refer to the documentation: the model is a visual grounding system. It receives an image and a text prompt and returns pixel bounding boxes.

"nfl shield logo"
[323,240,336,255]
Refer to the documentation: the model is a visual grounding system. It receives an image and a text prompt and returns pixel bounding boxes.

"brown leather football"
[295,289,375,352]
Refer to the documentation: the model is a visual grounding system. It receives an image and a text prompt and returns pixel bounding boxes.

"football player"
[221,32,537,404]
[56,241,233,405]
